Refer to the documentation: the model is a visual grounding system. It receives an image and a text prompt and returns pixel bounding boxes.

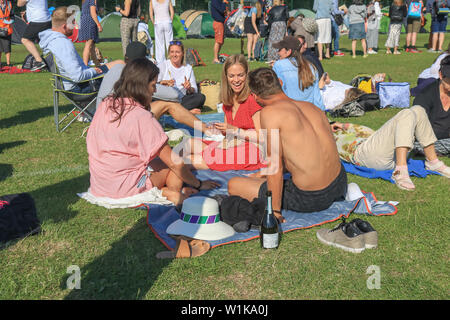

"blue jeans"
[331,19,340,52]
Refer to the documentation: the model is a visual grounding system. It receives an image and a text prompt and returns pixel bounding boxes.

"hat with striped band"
[166,197,235,241]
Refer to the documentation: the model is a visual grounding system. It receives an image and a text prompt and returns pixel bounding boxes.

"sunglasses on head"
[169,40,182,46]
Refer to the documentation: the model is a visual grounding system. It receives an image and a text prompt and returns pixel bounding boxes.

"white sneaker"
[368,50,378,54]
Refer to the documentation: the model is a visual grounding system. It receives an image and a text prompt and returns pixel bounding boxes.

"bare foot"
[161,187,188,206]
[182,187,199,197]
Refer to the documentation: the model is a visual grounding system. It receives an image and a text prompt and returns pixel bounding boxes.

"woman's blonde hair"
[255,1,262,19]
[341,87,366,105]
[220,54,251,106]
[273,0,281,6]
[393,0,404,6]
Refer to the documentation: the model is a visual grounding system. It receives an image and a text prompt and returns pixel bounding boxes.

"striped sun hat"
[166,197,235,241]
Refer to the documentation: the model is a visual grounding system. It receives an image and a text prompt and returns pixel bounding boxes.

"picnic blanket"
[0,66,41,74]
[342,159,441,183]
[160,113,225,136]
[142,169,398,251]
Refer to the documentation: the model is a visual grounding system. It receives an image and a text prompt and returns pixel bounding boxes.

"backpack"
[407,1,422,18]
[21,53,52,71]
[185,48,206,67]
[390,5,405,21]
[436,0,450,14]
[356,93,380,111]
[350,74,373,93]
[254,38,268,61]
[329,100,365,118]
[0,193,41,245]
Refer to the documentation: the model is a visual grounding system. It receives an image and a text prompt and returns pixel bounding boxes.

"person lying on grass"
[331,107,450,191]
[86,58,220,205]
[227,67,347,223]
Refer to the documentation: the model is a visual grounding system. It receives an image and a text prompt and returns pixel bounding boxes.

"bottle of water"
[260,191,279,249]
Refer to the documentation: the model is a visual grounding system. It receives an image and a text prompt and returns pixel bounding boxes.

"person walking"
[116,0,141,57]
[348,0,368,58]
[313,0,333,61]
[0,0,13,67]
[384,0,407,54]
[245,1,262,61]
[150,0,174,64]
[79,0,102,66]
[17,0,52,72]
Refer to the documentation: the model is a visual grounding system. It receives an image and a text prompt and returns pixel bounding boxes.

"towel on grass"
[142,170,397,251]
[342,159,441,183]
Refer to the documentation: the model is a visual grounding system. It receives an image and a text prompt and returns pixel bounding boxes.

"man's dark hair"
[248,68,282,99]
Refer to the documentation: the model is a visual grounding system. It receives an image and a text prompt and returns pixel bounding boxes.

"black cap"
[125,41,147,61]
[273,36,301,52]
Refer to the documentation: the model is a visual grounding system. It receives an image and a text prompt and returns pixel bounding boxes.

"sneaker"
[316,222,366,253]
[412,47,422,53]
[30,60,47,72]
[409,47,419,53]
[363,54,368,58]
[428,48,437,53]
[368,50,378,54]
[334,50,345,56]
[349,219,378,249]
[405,47,411,52]
[425,159,450,178]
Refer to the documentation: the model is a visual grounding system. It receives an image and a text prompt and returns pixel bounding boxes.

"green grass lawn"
[0,34,449,300]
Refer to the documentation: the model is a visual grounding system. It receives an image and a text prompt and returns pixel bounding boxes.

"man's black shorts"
[22,21,52,42]
[258,164,348,213]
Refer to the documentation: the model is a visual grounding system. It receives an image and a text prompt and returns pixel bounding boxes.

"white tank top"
[152,0,171,24]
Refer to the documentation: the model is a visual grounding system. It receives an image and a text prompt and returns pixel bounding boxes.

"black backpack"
[357,93,380,111]
[21,53,52,71]
[0,193,41,245]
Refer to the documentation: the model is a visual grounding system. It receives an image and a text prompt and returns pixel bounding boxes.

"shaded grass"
[0,34,448,300]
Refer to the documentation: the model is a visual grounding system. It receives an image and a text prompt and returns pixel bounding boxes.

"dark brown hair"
[289,50,316,90]
[248,67,283,98]
[109,58,159,123]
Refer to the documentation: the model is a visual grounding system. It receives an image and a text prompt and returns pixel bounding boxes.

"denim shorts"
[431,15,448,33]
[349,22,366,40]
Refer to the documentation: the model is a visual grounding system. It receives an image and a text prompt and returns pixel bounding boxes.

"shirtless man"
[228,67,347,222]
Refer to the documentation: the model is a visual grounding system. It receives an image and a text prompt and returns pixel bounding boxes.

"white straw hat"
[166,197,235,241]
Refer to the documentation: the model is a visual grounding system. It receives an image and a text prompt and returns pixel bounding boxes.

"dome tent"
[289,8,315,18]
[186,12,214,38]
[148,14,186,39]
[99,12,122,41]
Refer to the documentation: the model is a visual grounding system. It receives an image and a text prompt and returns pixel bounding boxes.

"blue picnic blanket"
[160,113,225,136]
[143,169,397,250]
[342,158,440,184]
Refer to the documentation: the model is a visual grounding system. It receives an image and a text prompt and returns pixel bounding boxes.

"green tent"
[99,12,122,41]
[289,8,316,18]
[148,14,187,40]
[186,12,214,38]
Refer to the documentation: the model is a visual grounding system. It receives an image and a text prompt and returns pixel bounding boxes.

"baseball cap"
[125,41,147,61]
[273,36,301,52]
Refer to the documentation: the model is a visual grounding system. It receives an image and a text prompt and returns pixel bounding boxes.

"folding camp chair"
[48,54,104,132]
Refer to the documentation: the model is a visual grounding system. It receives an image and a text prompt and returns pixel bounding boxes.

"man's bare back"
[261,98,341,191]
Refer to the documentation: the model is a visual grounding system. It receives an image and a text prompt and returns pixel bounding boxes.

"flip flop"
[156,236,211,259]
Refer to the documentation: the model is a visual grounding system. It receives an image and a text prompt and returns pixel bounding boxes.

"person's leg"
[252,33,259,59]
[150,100,208,133]
[318,42,323,60]
[362,39,367,56]
[411,32,417,48]
[83,39,94,66]
[5,52,10,65]
[325,43,330,59]
[331,19,339,53]
[431,32,438,51]
[213,42,222,62]
[352,40,356,57]
[247,33,252,59]
[165,22,174,57]
[227,176,266,202]
[21,38,43,63]
[406,31,411,49]
[438,32,445,51]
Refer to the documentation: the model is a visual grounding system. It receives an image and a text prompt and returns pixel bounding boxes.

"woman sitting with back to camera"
[180,54,267,172]
[86,58,219,206]
[272,35,325,111]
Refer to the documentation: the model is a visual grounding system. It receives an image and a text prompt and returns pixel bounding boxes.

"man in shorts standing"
[17,0,52,71]
[228,68,347,222]
[211,0,228,64]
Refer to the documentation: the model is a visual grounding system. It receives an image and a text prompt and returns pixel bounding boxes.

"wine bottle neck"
[267,196,272,215]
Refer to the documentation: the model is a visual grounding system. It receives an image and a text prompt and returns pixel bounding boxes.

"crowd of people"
[1,3,449,222]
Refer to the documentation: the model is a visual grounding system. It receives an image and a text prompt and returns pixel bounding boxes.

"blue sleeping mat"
[142,169,397,250]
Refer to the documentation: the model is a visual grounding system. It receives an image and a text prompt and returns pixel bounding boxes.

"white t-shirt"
[320,80,353,110]
[418,53,449,79]
[26,0,51,23]
[157,59,198,96]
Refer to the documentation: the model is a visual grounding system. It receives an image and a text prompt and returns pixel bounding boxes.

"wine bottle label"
[262,233,279,249]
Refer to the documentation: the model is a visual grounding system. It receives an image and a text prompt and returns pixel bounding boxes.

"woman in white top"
[150,0,174,64]
[157,41,206,114]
